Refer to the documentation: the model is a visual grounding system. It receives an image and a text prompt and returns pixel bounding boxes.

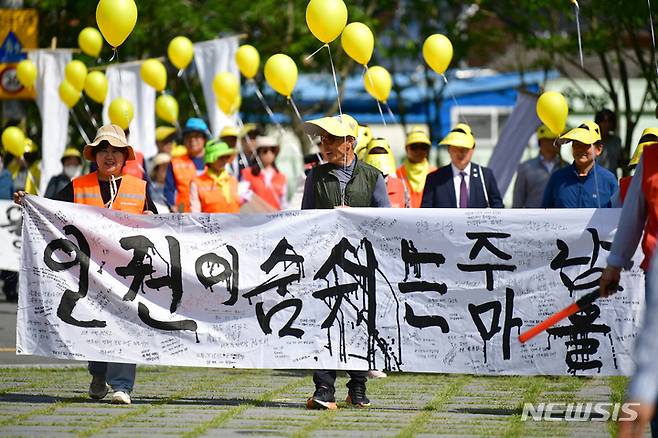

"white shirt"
[451,162,471,208]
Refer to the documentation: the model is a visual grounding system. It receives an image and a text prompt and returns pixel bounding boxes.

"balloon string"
[384,102,397,123]
[289,96,318,150]
[442,74,468,125]
[231,116,253,174]
[181,70,202,118]
[573,1,584,70]
[109,48,118,63]
[326,44,343,117]
[647,0,658,75]
[251,79,285,135]
[305,44,326,61]
[81,95,98,129]
[69,108,91,144]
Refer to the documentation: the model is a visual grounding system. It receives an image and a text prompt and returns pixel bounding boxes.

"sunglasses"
[259,146,279,154]
[409,143,430,151]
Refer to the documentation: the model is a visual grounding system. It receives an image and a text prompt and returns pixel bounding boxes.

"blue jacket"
[0,169,14,200]
[421,163,504,208]
[541,162,618,208]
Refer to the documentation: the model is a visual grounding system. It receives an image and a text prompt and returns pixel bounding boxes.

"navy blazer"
[420,163,504,208]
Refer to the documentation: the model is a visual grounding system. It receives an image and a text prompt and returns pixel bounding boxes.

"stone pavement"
[0,366,636,437]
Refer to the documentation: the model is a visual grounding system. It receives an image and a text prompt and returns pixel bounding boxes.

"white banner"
[0,200,22,271]
[17,196,644,376]
[29,50,72,194]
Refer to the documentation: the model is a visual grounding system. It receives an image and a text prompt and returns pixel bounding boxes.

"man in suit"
[421,123,503,208]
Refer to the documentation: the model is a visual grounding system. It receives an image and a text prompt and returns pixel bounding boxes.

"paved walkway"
[0,365,633,437]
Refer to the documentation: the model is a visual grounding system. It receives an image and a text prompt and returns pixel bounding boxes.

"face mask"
[63,165,82,179]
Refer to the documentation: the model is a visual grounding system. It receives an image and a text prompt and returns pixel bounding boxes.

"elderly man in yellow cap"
[512,125,566,208]
[44,147,83,199]
[541,121,617,208]
[301,113,389,410]
[397,129,436,208]
[421,123,503,208]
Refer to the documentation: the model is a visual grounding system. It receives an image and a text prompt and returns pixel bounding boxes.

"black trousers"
[313,370,367,392]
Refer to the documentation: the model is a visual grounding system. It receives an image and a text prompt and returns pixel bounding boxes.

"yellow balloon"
[218,94,241,115]
[16,59,37,89]
[264,54,298,98]
[140,59,167,92]
[65,60,88,92]
[168,36,194,70]
[212,72,240,102]
[108,98,134,130]
[422,34,453,75]
[155,94,179,124]
[59,80,80,109]
[236,45,260,79]
[306,0,348,44]
[364,66,391,102]
[78,27,103,58]
[341,22,374,66]
[96,0,138,48]
[1,127,26,158]
[84,71,108,104]
[536,91,569,135]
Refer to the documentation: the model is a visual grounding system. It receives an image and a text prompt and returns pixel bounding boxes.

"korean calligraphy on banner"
[16,196,645,376]
[0,200,22,271]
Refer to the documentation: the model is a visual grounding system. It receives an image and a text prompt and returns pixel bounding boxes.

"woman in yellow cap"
[365,138,409,208]
[618,128,658,204]
[189,139,240,213]
[44,147,83,199]
[397,130,436,208]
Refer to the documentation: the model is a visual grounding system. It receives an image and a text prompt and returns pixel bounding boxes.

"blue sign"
[0,31,27,63]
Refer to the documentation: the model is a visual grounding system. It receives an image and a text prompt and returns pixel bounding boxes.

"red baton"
[518,289,601,344]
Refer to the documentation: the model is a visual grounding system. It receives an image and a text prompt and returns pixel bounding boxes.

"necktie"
[459,171,468,208]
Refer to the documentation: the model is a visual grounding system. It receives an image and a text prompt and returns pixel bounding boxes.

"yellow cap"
[356,125,373,148]
[630,127,658,166]
[171,144,188,158]
[406,130,431,146]
[537,125,559,140]
[156,126,177,142]
[24,138,38,154]
[439,123,475,149]
[364,138,396,176]
[240,123,258,137]
[61,147,82,160]
[220,126,240,138]
[303,114,359,138]
[355,140,368,160]
[558,121,601,145]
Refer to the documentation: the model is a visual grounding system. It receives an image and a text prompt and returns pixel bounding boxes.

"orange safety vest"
[193,171,240,213]
[241,167,287,210]
[122,151,146,179]
[72,172,146,215]
[171,155,203,212]
[396,164,436,208]
[619,175,632,205]
[386,175,408,208]
[641,146,658,270]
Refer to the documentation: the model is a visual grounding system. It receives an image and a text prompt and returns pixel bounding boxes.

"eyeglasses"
[259,147,278,154]
[409,143,430,151]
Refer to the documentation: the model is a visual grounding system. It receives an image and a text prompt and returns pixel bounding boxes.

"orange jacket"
[171,155,202,212]
[619,176,632,205]
[241,167,287,210]
[396,163,436,208]
[72,172,146,214]
[122,151,146,179]
[386,175,408,208]
[192,171,240,213]
[641,146,658,270]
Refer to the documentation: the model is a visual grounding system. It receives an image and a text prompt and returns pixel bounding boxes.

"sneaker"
[346,383,370,407]
[88,375,109,400]
[111,391,131,405]
[367,370,387,378]
[306,385,337,410]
